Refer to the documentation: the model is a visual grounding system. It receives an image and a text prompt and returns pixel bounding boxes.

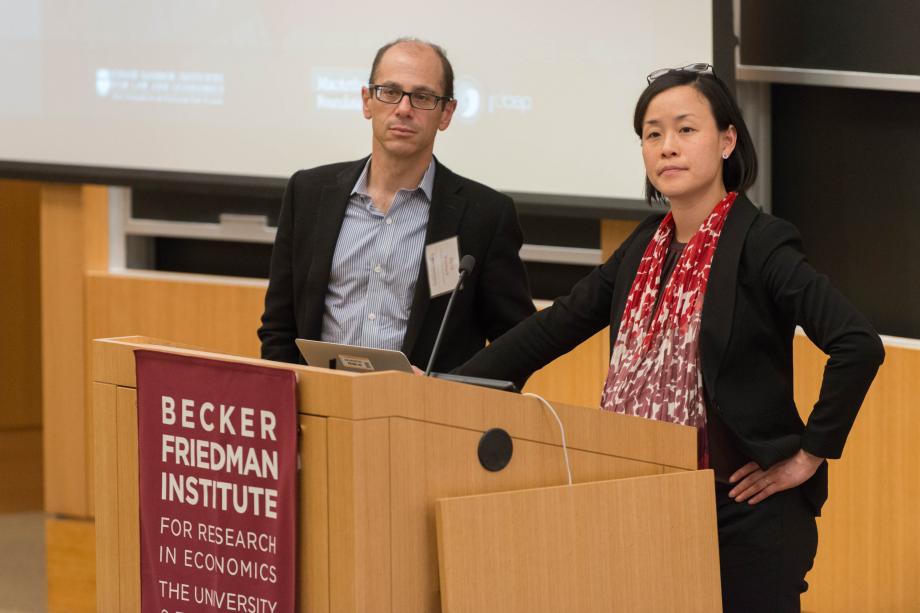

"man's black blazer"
[455,195,884,510]
[258,156,536,372]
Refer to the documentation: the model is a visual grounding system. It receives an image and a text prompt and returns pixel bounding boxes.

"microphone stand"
[424,256,474,376]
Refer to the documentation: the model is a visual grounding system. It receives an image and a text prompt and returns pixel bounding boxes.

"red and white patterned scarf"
[600,192,737,468]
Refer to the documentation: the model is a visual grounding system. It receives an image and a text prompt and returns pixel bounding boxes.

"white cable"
[523,392,573,485]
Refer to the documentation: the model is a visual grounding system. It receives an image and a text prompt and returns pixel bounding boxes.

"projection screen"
[0,0,712,201]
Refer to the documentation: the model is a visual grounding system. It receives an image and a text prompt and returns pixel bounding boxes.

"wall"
[0,180,43,512]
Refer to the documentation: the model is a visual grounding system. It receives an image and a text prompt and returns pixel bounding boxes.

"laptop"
[295,339,415,374]
[295,339,518,392]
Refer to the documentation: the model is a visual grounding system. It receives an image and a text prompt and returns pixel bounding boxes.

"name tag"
[425,236,461,298]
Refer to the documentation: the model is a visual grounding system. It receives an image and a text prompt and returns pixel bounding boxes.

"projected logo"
[454,77,482,123]
[94,68,225,105]
[313,68,365,112]
[96,69,112,97]
[488,93,533,114]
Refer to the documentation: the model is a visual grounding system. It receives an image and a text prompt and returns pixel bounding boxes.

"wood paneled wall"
[0,180,43,429]
[40,183,108,516]
[85,272,266,358]
[0,429,43,513]
[0,179,44,511]
[798,340,919,613]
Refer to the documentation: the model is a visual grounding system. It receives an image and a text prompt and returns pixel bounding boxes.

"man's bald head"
[369,37,454,100]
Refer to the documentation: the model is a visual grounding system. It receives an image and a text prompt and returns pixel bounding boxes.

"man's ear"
[438,98,457,131]
[362,86,372,120]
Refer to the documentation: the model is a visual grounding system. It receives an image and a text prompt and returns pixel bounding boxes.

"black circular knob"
[478,428,513,472]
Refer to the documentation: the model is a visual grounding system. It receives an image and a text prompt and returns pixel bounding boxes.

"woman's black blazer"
[455,195,884,511]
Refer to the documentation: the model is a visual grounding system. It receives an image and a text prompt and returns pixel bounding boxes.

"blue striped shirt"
[320,158,435,350]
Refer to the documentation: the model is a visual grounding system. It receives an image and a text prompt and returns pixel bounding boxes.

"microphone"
[424,255,476,376]
[458,254,476,276]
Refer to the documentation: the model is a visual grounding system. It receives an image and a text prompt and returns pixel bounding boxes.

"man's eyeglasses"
[646,63,714,84]
[369,84,451,110]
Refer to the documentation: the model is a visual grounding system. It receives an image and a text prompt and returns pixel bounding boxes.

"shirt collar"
[351,157,436,202]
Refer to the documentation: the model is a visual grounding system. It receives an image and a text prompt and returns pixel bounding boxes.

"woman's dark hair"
[633,70,758,205]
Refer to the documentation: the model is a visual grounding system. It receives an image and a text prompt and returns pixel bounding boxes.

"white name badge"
[425,236,461,298]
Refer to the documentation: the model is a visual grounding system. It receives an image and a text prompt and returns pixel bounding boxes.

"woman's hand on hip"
[728,449,824,505]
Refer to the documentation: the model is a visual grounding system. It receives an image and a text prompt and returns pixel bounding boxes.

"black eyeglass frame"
[368,84,452,110]
[646,63,714,84]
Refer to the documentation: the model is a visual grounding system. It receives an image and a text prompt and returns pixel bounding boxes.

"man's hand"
[728,449,824,505]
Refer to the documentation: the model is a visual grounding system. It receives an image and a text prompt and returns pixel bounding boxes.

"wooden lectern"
[93,337,721,613]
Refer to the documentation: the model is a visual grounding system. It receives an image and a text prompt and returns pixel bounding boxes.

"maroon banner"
[136,350,297,613]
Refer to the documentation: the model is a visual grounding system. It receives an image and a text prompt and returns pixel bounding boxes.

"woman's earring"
[722,152,729,159]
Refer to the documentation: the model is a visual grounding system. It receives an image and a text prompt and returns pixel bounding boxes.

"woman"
[453,66,884,612]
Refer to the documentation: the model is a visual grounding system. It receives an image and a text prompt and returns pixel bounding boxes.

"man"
[258,38,535,372]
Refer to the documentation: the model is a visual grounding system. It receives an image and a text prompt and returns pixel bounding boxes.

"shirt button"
[368,313,376,321]
[385,218,393,225]
[374,264,382,273]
